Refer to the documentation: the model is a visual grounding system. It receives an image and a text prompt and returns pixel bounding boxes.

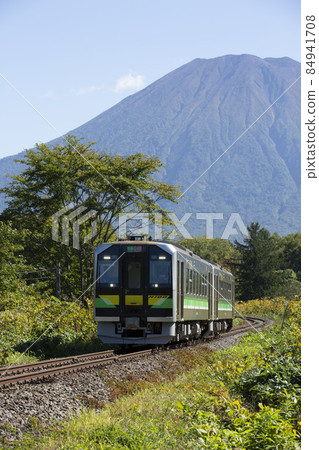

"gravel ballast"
[0,334,242,446]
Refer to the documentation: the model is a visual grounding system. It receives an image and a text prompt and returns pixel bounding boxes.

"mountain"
[0,54,301,237]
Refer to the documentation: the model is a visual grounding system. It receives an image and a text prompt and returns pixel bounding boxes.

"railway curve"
[0,316,268,389]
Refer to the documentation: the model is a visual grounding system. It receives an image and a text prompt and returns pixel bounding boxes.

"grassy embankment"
[6,297,301,450]
[0,292,105,365]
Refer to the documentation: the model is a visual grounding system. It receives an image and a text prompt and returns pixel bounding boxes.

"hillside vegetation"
[10,298,301,449]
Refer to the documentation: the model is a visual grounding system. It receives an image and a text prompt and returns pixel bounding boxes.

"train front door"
[122,256,146,313]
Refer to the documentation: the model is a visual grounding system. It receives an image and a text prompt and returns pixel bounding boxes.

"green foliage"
[87,425,146,449]
[11,298,300,449]
[0,292,97,364]
[231,223,301,300]
[178,237,238,270]
[235,351,300,409]
[276,233,301,282]
[0,136,180,299]
[0,221,30,293]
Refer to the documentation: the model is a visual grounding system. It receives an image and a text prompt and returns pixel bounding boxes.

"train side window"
[202,274,205,296]
[203,274,207,296]
[186,268,189,293]
[194,272,197,295]
[189,270,193,294]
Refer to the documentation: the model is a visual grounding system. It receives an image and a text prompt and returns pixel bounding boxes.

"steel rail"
[0,350,153,389]
[0,350,116,377]
[0,317,267,389]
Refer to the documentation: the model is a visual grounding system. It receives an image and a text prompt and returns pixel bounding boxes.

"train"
[94,237,235,345]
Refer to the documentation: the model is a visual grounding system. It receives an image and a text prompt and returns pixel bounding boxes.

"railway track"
[0,317,266,389]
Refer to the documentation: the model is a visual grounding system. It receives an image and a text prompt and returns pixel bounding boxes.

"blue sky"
[0,0,301,158]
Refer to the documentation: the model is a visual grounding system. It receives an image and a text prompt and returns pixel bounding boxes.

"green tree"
[232,222,281,300]
[0,136,180,299]
[280,233,301,281]
[0,221,30,294]
[270,232,301,297]
[178,237,238,270]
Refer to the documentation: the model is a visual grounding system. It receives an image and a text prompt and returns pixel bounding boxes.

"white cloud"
[114,73,145,93]
[75,84,105,96]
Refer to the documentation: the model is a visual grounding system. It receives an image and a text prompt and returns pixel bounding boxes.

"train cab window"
[149,246,172,288]
[97,246,119,288]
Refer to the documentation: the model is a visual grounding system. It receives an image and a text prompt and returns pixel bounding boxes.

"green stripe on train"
[218,300,232,310]
[184,297,208,309]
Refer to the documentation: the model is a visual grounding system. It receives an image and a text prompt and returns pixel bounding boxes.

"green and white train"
[94,238,235,345]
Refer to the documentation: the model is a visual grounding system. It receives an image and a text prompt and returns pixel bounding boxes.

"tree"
[0,136,180,299]
[178,237,238,270]
[232,222,281,300]
[280,233,301,282]
[0,221,30,294]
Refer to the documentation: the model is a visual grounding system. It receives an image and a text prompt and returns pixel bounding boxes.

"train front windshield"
[95,244,172,316]
[96,246,120,288]
[96,244,172,293]
[149,246,171,288]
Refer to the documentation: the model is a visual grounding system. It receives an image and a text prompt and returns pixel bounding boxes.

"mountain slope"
[0,54,301,236]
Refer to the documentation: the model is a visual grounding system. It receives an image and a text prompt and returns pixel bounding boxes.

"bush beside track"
[0,292,104,365]
[9,297,301,450]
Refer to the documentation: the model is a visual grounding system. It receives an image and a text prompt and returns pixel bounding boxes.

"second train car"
[94,238,235,345]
